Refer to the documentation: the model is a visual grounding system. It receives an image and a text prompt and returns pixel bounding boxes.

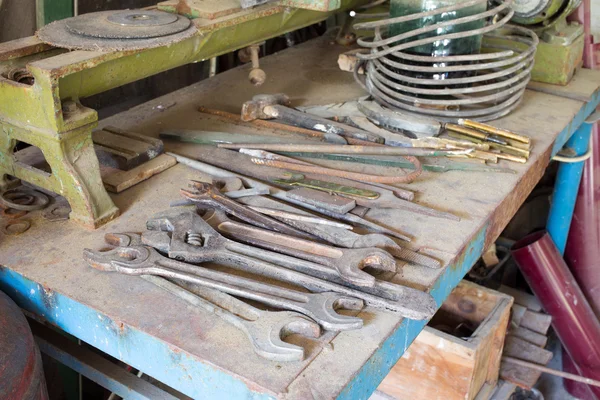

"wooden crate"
[377,281,513,400]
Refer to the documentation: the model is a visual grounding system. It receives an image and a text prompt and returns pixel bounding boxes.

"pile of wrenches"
[83,181,437,363]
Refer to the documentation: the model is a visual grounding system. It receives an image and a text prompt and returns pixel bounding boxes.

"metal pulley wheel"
[37,10,197,51]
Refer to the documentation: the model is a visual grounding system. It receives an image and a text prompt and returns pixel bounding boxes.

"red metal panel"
[0,290,48,400]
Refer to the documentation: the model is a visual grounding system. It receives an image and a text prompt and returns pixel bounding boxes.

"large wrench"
[202,209,396,287]
[180,181,313,239]
[143,208,437,320]
[83,244,363,331]
[105,233,321,362]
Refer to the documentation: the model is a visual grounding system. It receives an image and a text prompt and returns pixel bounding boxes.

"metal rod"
[218,143,471,157]
[501,357,600,388]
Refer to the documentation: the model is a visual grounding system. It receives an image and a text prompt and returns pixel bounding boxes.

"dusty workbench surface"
[1,34,599,399]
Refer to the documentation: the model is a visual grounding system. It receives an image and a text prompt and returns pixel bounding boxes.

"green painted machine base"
[531,34,584,86]
[0,122,119,228]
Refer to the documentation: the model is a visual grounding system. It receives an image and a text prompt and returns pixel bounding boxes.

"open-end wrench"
[83,244,363,331]
[202,210,396,287]
[143,208,436,320]
[106,233,321,362]
[145,210,412,300]
[180,181,313,239]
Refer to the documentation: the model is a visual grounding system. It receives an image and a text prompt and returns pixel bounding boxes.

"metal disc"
[37,10,197,51]
[65,10,191,39]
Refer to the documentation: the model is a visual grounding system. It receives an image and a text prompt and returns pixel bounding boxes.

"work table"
[1,35,599,399]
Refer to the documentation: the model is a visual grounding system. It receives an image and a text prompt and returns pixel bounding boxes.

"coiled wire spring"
[353,0,538,122]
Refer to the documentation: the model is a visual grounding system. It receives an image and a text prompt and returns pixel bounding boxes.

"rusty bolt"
[62,100,78,114]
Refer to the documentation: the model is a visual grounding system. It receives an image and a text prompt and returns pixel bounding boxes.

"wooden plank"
[101,154,177,193]
[520,310,552,335]
[500,336,553,389]
[498,285,543,312]
[509,326,548,347]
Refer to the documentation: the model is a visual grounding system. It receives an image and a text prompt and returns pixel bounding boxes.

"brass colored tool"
[272,175,380,199]
[495,153,528,164]
[458,119,531,144]
[448,132,530,159]
[489,143,530,159]
[445,124,507,145]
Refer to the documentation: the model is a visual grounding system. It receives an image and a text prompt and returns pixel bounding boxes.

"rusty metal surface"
[0,36,598,398]
[0,291,48,400]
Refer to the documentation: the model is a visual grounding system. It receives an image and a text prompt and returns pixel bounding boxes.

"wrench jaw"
[306,293,364,331]
[245,312,321,362]
[82,246,153,273]
[352,234,442,269]
[145,208,228,262]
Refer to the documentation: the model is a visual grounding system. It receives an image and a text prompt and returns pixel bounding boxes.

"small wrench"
[83,244,363,331]
[143,209,436,319]
[180,181,313,239]
[202,209,396,287]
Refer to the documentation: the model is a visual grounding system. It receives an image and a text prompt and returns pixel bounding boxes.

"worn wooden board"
[498,285,543,312]
[101,154,177,193]
[500,335,553,389]
[0,35,598,399]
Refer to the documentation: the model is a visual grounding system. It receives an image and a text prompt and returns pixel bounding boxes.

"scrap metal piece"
[37,10,197,51]
[357,101,442,138]
[93,126,164,171]
[42,198,71,222]
[0,188,49,211]
[0,207,27,220]
[83,244,364,331]
[287,187,356,214]
[2,219,31,235]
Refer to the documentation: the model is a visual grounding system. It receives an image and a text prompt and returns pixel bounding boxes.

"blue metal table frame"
[1,38,600,399]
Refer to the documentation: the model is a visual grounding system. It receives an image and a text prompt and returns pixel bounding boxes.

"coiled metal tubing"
[353,0,539,121]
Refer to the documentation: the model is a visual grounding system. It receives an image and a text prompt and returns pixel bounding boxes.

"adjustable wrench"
[143,208,436,320]
[83,244,363,331]
[106,233,321,362]
[202,209,396,287]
